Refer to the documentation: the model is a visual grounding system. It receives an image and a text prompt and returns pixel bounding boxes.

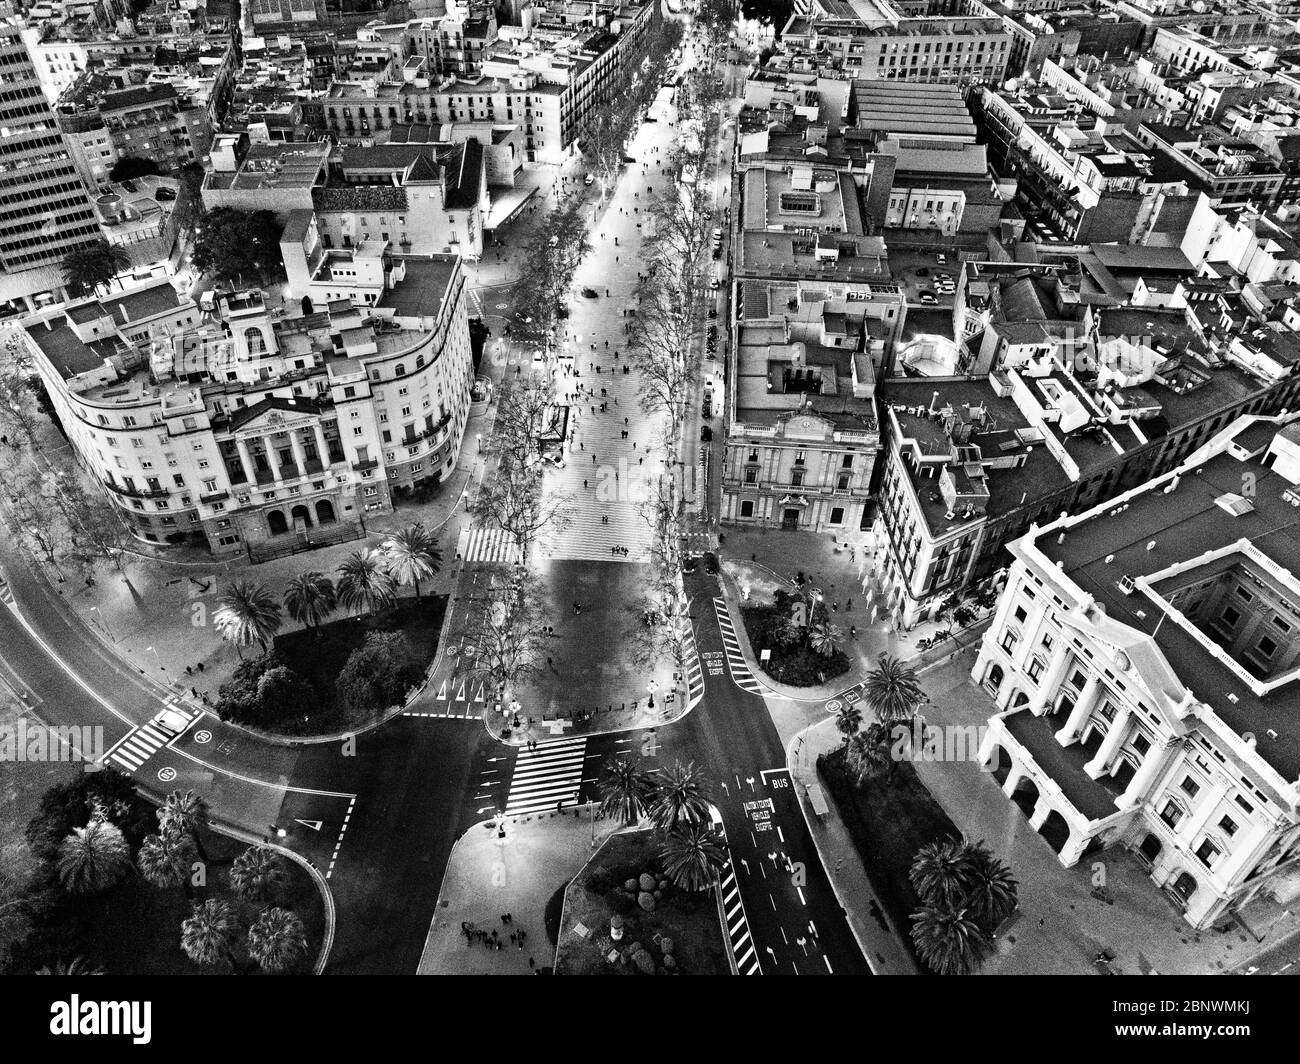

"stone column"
[314,424,331,465]
[1001,767,1023,798]
[288,431,308,477]
[1116,737,1173,809]
[1029,641,1072,715]
[1059,831,1089,866]
[1055,675,1102,746]
[235,437,256,484]
[1084,706,1131,779]
[1029,796,1053,830]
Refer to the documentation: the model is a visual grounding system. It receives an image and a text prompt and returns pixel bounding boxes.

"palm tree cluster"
[864,654,925,726]
[597,756,727,892]
[908,838,1018,975]
[137,789,208,895]
[214,525,442,655]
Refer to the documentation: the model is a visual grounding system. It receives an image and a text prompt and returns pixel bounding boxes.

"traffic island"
[740,589,852,687]
[554,829,730,975]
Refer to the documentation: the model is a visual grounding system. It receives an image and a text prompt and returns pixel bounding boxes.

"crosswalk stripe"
[503,737,588,815]
[712,598,767,694]
[104,705,198,773]
[711,815,762,975]
[456,526,522,565]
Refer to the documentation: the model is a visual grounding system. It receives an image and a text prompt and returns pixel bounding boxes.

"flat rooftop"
[1039,424,1300,782]
[376,255,459,319]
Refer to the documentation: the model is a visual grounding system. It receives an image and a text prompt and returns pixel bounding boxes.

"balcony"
[352,458,379,472]
[199,491,229,505]
[103,480,168,501]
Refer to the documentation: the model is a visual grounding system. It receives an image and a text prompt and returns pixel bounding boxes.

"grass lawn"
[266,594,447,734]
[47,825,326,975]
[818,745,962,973]
[554,831,730,976]
[740,592,851,687]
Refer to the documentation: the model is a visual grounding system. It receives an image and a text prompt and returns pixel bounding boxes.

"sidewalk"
[417,812,618,974]
[788,718,920,974]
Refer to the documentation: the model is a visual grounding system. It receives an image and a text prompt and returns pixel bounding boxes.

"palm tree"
[35,956,105,975]
[229,846,289,903]
[659,822,727,891]
[961,841,1019,932]
[833,703,863,745]
[649,761,710,833]
[247,907,308,973]
[809,620,842,657]
[159,789,209,862]
[598,754,657,826]
[336,549,396,617]
[864,653,925,726]
[213,581,282,656]
[775,614,802,646]
[382,525,441,600]
[61,239,130,296]
[137,829,197,892]
[910,902,989,975]
[909,838,975,909]
[283,571,337,631]
[845,725,893,785]
[56,820,132,895]
[180,898,239,969]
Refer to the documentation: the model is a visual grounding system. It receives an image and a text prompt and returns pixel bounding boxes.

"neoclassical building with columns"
[20,257,473,559]
[973,415,1300,930]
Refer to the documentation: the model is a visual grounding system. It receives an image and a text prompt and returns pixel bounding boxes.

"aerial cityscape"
[0,0,1298,999]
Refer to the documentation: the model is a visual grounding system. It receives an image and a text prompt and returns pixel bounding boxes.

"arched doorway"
[1039,809,1070,854]
[315,499,337,525]
[987,743,1012,788]
[1170,872,1197,906]
[267,510,288,536]
[1009,776,1039,821]
[290,504,313,531]
[1138,833,1162,866]
[984,662,1004,696]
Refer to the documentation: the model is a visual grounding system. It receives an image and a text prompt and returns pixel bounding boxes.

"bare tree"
[488,373,557,470]
[41,469,133,574]
[628,271,700,444]
[0,363,45,450]
[643,146,715,297]
[455,569,548,710]
[471,460,574,565]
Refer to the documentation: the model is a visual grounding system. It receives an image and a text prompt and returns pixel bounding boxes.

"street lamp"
[89,605,114,641]
[146,645,164,672]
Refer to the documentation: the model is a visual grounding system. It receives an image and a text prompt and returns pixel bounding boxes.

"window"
[1014,605,1027,623]
[1180,776,1201,799]
[1218,815,1238,837]
[1255,635,1278,658]
[1132,733,1150,756]
[1220,605,1241,627]
[1070,669,1086,690]
[791,471,804,487]
[1234,586,1254,602]
[830,507,844,525]
[1194,838,1221,869]
[1040,632,1054,652]
[740,500,754,518]
[1001,629,1018,654]
[744,468,757,484]
[1160,799,1184,828]
[1027,657,1045,682]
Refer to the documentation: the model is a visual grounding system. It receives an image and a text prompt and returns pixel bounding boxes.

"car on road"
[583,174,594,186]
[936,252,947,265]
[712,245,722,259]
[919,292,938,305]
[708,304,718,318]
[151,705,191,737]
[682,555,698,574]
[704,552,719,575]
[702,399,713,417]
[581,287,599,298]
[700,425,713,442]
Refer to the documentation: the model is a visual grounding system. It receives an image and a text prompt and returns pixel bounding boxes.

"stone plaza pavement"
[418,809,617,974]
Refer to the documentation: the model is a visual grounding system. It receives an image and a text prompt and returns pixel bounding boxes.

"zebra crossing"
[711,809,761,974]
[713,597,768,695]
[0,579,13,607]
[457,525,521,565]
[503,736,591,817]
[683,628,705,711]
[103,701,199,773]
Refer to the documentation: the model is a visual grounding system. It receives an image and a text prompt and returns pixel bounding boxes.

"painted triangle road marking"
[473,684,485,703]
[294,819,323,831]
[455,681,467,701]
[436,680,448,700]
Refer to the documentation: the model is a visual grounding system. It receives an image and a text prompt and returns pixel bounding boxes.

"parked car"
[919,293,938,305]
[702,400,713,418]
[682,555,699,574]
[936,252,947,264]
[581,287,599,298]
[154,186,177,202]
[704,552,719,575]
[701,425,713,441]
